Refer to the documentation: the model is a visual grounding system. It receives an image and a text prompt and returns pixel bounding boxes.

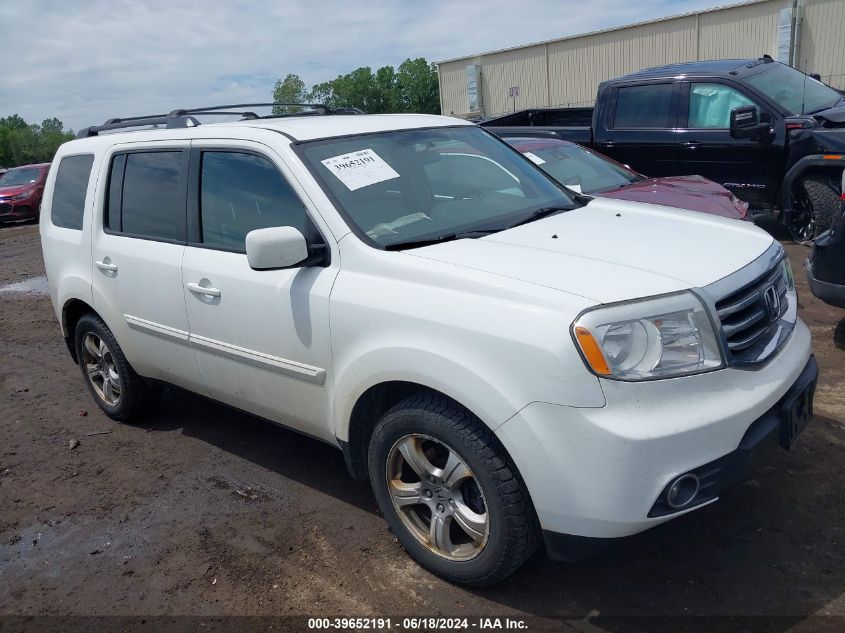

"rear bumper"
[541,353,818,562]
[806,258,845,308]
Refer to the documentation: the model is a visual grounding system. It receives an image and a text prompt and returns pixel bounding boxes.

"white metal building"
[436,0,845,119]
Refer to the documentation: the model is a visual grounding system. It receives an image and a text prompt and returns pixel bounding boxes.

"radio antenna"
[801,59,808,114]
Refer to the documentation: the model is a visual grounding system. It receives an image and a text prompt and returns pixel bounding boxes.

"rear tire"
[368,392,539,586]
[74,313,158,423]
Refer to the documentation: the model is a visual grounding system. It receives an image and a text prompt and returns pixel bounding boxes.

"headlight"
[572,292,723,381]
[9,190,33,201]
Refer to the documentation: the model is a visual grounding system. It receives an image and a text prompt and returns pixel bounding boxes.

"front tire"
[792,174,839,240]
[74,313,157,423]
[368,393,539,586]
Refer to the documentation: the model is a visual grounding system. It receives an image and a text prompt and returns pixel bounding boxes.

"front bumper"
[0,199,36,221]
[495,318,813,546]
[806,257,845,309]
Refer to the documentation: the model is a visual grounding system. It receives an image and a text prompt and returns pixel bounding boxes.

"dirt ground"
[1,221,844,631]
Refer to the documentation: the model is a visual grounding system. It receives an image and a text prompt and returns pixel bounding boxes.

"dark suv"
[0,163,51,223]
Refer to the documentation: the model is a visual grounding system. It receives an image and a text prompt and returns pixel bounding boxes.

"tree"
[395,58,440,114]
[372,66,399,113]
[272,74,307,113]
[272,57,441,116]
[0,115,74,167]
[307,81,336,107]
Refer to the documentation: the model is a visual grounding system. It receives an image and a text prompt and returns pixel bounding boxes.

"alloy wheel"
[81,333,121,406]
[790,190,816,242]
[385,434,489,561]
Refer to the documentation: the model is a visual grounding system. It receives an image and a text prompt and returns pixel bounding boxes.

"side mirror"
[245,226,309,270]
[730,106,770,140]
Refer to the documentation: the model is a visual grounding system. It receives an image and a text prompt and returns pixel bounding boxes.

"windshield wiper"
[384,229,499,251]
[385,205,575,250]
[506,206,573,229]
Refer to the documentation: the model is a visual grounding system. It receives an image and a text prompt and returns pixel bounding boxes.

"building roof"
[434,0,768,65]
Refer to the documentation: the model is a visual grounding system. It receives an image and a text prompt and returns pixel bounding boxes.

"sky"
[2,0,728,132]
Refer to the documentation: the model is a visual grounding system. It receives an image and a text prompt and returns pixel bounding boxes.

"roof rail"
[77,102,362,138]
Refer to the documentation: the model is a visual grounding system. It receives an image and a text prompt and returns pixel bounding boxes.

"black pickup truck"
[482,58,845,239]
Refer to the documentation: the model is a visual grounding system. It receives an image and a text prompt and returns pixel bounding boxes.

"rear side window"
[199,151,307,251]
[106,150,187,242]
[613,84,674,128]
[51,155,94,230]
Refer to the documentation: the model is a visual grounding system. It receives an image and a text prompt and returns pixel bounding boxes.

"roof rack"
[77,102,363,138]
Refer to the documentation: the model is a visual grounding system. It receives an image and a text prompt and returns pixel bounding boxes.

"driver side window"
[200,151,307,251]
[688,83,757,129]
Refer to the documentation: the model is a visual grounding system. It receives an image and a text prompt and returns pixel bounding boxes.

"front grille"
[715,261,789,361]
[0,202,13,215]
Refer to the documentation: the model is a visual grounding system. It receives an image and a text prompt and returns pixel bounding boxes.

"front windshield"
[299,126,577,248]
[746,63,842,115]
[522,143,640,193]
[1,167,43,187]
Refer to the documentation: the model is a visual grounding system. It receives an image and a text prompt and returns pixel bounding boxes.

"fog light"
[666,473,700,509]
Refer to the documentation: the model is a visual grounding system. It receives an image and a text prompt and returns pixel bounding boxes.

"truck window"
[199,151,307,252]
[688,83,756,128]
[51,155,94,230]
[107,151,187,242]
[613,84,673,128]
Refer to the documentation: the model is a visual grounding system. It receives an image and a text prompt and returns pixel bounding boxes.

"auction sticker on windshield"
[321,149,400,191]
[523,152,546,165]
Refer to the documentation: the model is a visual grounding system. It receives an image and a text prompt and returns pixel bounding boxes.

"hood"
[816,103,845,125]
[0,183,35,197]
[407,198,773,304]
[597,175,747,219]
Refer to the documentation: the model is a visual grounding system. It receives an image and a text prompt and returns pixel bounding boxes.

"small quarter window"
[51,155,94,230]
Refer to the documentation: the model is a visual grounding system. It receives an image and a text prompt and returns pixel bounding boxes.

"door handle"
[605,140,615,148]
[186,282,221,298]
[681,142,700,149]
[95,259,118,273]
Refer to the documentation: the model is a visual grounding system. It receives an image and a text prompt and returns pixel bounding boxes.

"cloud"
[2,0,723,131]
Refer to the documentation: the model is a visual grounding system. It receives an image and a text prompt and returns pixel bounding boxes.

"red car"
[505,137,748,220]
[0,162,51,223]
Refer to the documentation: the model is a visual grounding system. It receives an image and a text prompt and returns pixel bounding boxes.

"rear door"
[180,140,338,441]
[675,80,780,207]
[594,81,681,176]
[91,143,205,394]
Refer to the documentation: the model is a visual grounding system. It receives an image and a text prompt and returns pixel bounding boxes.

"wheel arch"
[338,365,521,483]
[341,381,447,482]
[61,298,98,363]
[781,155,845,216]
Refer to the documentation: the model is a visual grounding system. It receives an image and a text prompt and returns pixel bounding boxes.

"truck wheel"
[74,313,158,423]
[368,393,539,586]
[792,174,839,240]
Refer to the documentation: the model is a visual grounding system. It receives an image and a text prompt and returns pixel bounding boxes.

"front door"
[675,81,781,207]
[91,145,205,394]
[181,142,338,441]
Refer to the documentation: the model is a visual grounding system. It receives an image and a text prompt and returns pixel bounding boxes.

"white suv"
[40,106,816,586]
